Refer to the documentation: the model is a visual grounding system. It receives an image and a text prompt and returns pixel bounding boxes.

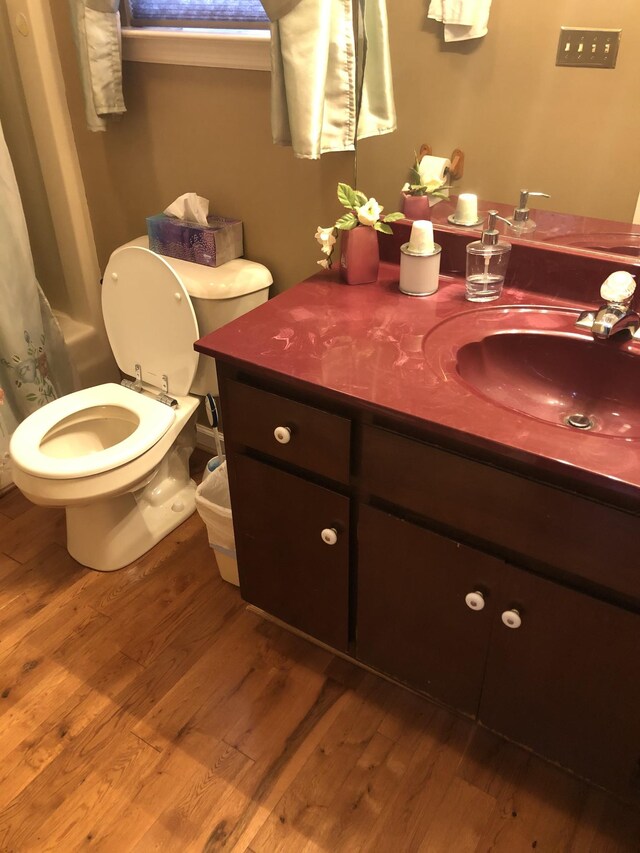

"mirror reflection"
[357,0,640,261]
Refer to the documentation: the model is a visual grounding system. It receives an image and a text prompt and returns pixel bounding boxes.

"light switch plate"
[556,27,621,68]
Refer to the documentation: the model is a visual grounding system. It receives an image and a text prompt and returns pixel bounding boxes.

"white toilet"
[9,239,271,572]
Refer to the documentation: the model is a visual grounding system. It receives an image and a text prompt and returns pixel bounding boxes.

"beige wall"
[0,3,67,313]
[358,0,640,222]
[51,12,355,295]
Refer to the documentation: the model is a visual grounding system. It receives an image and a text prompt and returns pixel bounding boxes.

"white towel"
[428,0,492,42]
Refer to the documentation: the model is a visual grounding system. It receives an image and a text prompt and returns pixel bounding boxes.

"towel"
[428,0,492,42]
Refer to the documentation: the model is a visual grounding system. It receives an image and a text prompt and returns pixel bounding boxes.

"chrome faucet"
[576,271,640,340]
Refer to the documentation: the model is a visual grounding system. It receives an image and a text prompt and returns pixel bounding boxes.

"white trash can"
[195,459,239,586]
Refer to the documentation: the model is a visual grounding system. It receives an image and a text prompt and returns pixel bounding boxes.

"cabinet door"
[480,564,640,797]
[357,505,502,716]
[229,453,350,651]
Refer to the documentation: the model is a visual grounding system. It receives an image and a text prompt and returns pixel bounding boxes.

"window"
[124,1,269,29]
[120,0,271,70]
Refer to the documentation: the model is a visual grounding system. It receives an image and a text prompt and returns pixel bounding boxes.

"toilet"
[9,239,271,572]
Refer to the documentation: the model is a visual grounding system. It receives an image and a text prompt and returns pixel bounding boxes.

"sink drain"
[565,413,594,430]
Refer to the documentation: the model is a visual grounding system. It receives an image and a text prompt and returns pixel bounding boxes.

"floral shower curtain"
[0,119,76,490]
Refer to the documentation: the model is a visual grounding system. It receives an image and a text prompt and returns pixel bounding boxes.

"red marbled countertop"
[196,258,640,507]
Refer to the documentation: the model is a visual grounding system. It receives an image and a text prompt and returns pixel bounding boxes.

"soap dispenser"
[509,189,550,233]
[465,210,511,302]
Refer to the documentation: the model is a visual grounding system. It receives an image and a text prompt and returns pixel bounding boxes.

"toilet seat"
[10,383,175,480]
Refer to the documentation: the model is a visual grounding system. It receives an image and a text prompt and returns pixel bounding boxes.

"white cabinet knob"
[274,426,292,444]
[501,609,522,629]
[321,528,338,545]
[465,591,485,611]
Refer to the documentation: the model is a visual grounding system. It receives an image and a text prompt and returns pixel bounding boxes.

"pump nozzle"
[482,210,511,245]
[513,189,550,223]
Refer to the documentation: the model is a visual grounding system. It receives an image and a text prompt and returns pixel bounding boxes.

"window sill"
[121,27,271,71]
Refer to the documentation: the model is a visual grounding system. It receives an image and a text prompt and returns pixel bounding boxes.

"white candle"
[455,193,478,224]
[407,219,435,254]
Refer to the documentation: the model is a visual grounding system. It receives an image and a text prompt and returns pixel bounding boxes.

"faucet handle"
[600,271,636,305]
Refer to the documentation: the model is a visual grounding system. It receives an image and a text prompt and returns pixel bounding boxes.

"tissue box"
[146,213,243,268]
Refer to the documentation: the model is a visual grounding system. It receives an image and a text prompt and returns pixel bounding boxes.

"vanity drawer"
[360,425,640,600]
[223,380,351,484]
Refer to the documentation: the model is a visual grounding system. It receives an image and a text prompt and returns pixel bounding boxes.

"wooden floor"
[1,460,640,852]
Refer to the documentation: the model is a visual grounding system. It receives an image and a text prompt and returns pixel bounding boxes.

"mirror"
[356,0,640,262]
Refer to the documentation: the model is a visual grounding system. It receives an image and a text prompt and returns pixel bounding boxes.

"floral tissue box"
[146,213,243,268]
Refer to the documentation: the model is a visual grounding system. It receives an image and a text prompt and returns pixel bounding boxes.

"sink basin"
[545,232,640,258]
[424,306,640,438]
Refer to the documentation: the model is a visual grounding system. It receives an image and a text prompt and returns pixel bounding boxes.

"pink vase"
[340,226,380,285]
[402,193,431,221]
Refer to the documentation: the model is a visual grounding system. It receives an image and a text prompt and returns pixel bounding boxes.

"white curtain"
[0,121,76,490]
[263,0,396,159]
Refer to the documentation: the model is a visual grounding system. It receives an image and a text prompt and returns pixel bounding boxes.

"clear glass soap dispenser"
[509,189,550,233]
[465,210,512,302]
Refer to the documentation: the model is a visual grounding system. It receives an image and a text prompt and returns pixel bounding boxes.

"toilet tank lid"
[122,236,273,300]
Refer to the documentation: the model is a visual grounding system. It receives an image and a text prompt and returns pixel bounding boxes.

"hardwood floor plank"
[0,504,66,564]
[249,676,394,852]
[0,486,32,520]
[0,498,637,852]
[0,652,143,812]
[28,733,161,852]
[123,734,254,852]
[361,707,474,852]
[457,724,532,802]
[299,731,397,852]
[474,753,589,852]
[416,776,496,852]
[0,551,21,590]
[0,543,85,643]
[0,604,110,748]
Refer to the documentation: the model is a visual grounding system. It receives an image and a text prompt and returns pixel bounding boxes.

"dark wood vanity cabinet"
[219,368,640,800]
[480,563,640,795]
[358,506,640,797]
[230,453,350,651]
[357,505,502,717]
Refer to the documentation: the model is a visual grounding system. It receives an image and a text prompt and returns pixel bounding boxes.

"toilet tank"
[122,237,272,395]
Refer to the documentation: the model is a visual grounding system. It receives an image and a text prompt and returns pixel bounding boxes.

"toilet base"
[66,479,196,571]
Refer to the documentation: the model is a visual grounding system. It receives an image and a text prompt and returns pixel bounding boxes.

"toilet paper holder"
[418,144,465,181]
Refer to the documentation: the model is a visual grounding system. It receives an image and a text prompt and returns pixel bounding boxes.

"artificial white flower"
[317,258,330,269]
[314,226,336,252]
[357,198,384,227]
[401,182,411,193]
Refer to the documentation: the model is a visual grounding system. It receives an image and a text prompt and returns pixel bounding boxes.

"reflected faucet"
[576,271,640,340]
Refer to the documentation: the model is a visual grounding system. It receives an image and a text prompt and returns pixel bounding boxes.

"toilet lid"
[102,246,199,396]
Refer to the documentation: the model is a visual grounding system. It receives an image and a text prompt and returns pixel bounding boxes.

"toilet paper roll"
[417,155,451,205]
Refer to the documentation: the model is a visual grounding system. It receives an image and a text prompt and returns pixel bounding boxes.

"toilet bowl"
[9,242,271,571]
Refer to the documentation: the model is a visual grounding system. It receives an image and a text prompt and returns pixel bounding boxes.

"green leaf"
[409,166,421,184]
[383,212,404,223]
[352,190,368,208]
[337,183,358,210]
[374,222,393,234]
[335,212,358,230]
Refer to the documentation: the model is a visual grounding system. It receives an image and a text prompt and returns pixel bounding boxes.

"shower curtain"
[0,120,75,490]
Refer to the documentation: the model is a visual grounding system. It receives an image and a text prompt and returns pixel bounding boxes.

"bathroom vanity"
[196,226,640,803]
